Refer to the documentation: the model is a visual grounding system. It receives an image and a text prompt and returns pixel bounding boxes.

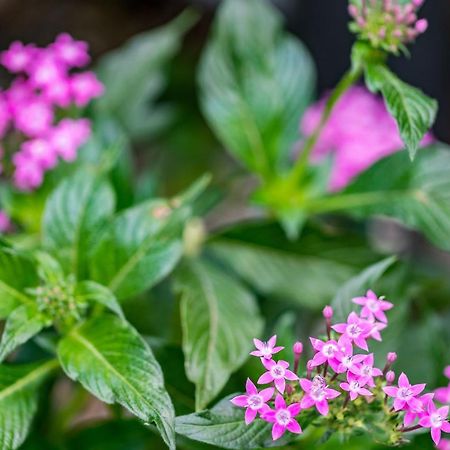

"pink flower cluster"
[300,86,434,191]
[232,290,450,447]
[348,0,428,54]
[0,34,104,190]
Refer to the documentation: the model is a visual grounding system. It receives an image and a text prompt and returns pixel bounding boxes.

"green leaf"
[208,222,378,309]
[0,359,58,450]
[96,10,198,140]
[342,143,450,251]
[0,304,50,363]
[90,200,183,300]
[364,63,437,159]
[57,315,175,449]
[331,257,396,322]
[0,242,38,318]
[175,260,263,410]
[74,281,123,319]
[198,0,315,176]
[175,395,300,449]
[42,170,115,280]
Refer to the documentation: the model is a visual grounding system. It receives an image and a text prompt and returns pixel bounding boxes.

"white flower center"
[347,323,362,338]
[361,365,372,376]
[398,387,413,400]
[367,299,379,312]
[323,343,338,357]
[312,375,327,389]
[261,344,272,357]
[349,381,360,392]
[247,394,263,410]
[430,414,443,428]
[270,364,286,379]
[310,387,326,401]
[342,356,353,368]
[275,409,291,426]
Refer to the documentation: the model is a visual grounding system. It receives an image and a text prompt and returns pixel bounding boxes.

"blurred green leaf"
[74,281,123,319]
[0,359,57,450]
[175,259,263,410]
[96,10,198,140]
[42,170,115,280]
[198,0,315,177]
[57,314,175,449]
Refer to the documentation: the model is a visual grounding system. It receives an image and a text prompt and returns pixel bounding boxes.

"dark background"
[1,0,449,140]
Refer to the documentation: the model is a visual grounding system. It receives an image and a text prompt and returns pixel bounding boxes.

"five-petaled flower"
[352,290,393,323]
[419,402,450,445]
[262,394,302,441]
[230,379,274,424]
[258,359,297,394]
[299,376,341,416]
[250,335,284,360]
[332,312,372,351]
[340,372,373,401]
[383,372,426,411]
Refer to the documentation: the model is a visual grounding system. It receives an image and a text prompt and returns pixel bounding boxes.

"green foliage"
[198,0,315,177]
[0,360,57,450]
[175,259,263,410]
[57,314,176,449]
[364,63,437,160]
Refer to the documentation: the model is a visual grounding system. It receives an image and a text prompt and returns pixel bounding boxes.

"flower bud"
[412,0,424,7]
[387,352,397,363]
[415,18,428,33]
[322,305,333,320]
[386,370,395,384]
[348,4,359,18]
[293,342,303,355]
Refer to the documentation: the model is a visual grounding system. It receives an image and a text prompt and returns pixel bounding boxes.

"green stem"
[288,64,364,187]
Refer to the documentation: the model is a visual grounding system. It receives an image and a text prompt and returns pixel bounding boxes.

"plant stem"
[288,63,363,187]
[399,425,422,433]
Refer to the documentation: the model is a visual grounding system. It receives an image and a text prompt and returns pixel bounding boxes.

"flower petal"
[231,395,248,407]
[245,408,258,425]
[275,378,286,394]
[325,388,341,399]
[284,370,298,381]
[287,403,301,416]
[410,383,426,396]
[260,387,275,403]
[246,378,258,395]
[253,339,264,351]
[394,398,406,411]
[383,386,398,397]
[287,419,302,434]
[258,372,274,385]
[268,335,277,348]
[272,423,285,441]
[316,399,329,416]
[431,427,442,446]
[299,378,312,392]
[398,373,410,388]
[300,395,315,409]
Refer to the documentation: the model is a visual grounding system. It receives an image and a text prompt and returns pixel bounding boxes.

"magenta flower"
[21,139,57,170]
[258,359,297,394]
[250,335,284,360]
[50,118,91,162]
[262,394,302,441]
[12,154,44,191]
[419,402,450,446]
[230,379,274,425]
[349,353,383,387]
[335,336,366,373]
[299,376,341,416]
[340,372,373,401]
[332,312,371,351]
[437,439,450,450]
[366,319,387,342]
[70,72,104,107]
[1,41,36,73]
[52,33,90,68]
[383,372,426,411]
[42,75,72,108]
[404,393,435,427]
[13,99,54,137]
[28,53,65,88]
[352,290,393,323]
[309,337,342,372]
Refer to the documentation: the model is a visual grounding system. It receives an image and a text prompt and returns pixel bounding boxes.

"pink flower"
[0,210,12,233]
[437,439,450,450]
[13,99,53,137]
[230,379,274,425]
[352,290,393,323]
[335,337,367,374]
[349,353,383,387]
[262,394,302,441]
[42,75,72,108]
[404,393,435,427]
[52,33,90,68]
[21,138,57,170]
[299,376,341,416]
[332,312,372,351]
[1,41,36,73]
[0,92,10,138]
[70,72,104,107]
[258,359,298,394]
[300,87,434,191]
[28,53,65,88]
[435,384,450,405]
[50,118,91,162]
[309,338,342,372]
[13,153,44,191]
[340,372,373,401]
[383,372,426,411]
[366,319,387,342]
[250,335,284,360]
[419,402,450,446]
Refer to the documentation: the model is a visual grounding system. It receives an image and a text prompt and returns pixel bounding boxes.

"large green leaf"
[0,242,38,318]
[331,257,396,322]
[90,200,183,300]
[198,0,315,176]
[175,395,298,449]
[341,144,450,251]
[57,315,175,449]
[96,10,197,140]
[364,63,437,160]
[0,304,50,363]
[0,359,58,450]
[208,222,379,309]
[42,170,115,280]
[175,260,263,411]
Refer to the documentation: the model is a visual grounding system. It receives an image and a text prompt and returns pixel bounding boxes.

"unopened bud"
[412,0,424,8]
[323,306,333,320]
[386,370,395,384]
[415,18,428,33]
[387,352,397,363]
[293,342,303,355]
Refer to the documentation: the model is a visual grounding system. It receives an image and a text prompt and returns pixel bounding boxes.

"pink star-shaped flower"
[230,379,274,425]
[334,336,366,373]
[403,393,434,427]
[419,401,450,446]
[250,335,284,360]
[340,372,373,401]
[435,384,450,404]
[352,290,393,323]
[332,312,372,351]
[383,372,426,411]
[299,376,341,416]
[309,337,342,372]
[262,394,302,441]
[349,353,383,387]
[258,359,297,394]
